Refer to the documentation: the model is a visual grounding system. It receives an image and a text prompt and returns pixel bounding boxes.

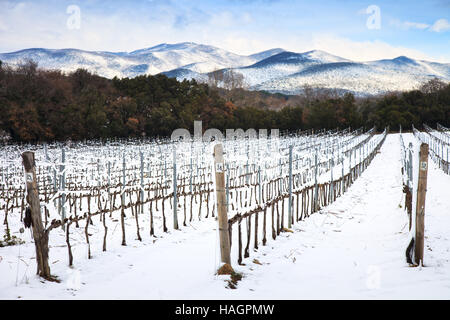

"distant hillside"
[0,42,449,97]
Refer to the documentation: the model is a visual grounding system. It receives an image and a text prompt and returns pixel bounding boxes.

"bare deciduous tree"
[420,78,447,94]
[208,69,224,88]
[223,69,245,91]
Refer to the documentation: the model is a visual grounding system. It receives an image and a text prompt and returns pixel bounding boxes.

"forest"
[0,59,449,142]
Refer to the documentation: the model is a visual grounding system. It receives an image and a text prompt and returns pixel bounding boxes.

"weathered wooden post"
[53,167,57,207]
[349,149,352,182]
[60,148,66,229]
[341,148,345,194]
[164,157,167,183]
[288,145,293,228]
[189,155,193,194]
[414,143,429,266]
[359,144,362,175]
[314,149,318,212]
[226,164,230,211]
[245,140,250,185]
[214,144,231,265]
[140,150,144,214]
[44,143,49,161]
[407,144,413,230]
[22,152,52,279]
[258,165,262,205]
[447,148,449,175]
[173,147,179,230]
[330,151,334,201]
[121,153,126,246]
[278,158,282,196]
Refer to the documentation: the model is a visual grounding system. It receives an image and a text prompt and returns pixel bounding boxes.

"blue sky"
[0,0,449,62]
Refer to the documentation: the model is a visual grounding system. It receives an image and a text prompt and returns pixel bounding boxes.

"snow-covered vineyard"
[0,126,449,299]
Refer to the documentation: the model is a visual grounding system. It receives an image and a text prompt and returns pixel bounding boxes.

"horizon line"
[1,42,449,64]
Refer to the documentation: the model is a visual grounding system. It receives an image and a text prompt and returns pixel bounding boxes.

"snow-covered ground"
[1,133,449,299]
[222,133,450,299]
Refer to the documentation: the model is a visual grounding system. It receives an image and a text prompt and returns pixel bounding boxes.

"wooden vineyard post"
[349,150,352,183]
[121,153,126,246]
[288,145,293,228]
[226,164,231,213]
[258,165,262,205]
[173,147,179,230]
[407,144,413,230]
[189,152,193,195]
[22,152,52,279]
[415,143,429,266]
[330,151,334,202]
[214,143,231,265]
[61,148,66,230]
[314,149,318,212]
[140,150,144,214]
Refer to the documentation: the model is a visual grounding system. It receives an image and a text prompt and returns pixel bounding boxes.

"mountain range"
[1,42,449,96]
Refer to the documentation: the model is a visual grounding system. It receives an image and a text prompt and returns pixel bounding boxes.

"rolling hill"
[1,42,449,96]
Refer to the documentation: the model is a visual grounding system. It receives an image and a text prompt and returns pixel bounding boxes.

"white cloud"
[392,18,450,33]
[206,32,445,62]
[308,34,436,62]
[430,18,450,32]
[405,18,450,33]
[0,1,448,64]
[403,21,430,30]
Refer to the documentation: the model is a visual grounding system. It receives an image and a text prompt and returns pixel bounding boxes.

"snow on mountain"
[166,48,448,96]
[0,43,448,96]
[251,55,450,96]
[129,42,257,74]
[232,50,351,87]
[213,51,449,96]
[253,62,427,96]
[248,48,286,62]
[0,48,150,78]
[162,68,208,83]
[2,48,121,77]
[0,42,271,79]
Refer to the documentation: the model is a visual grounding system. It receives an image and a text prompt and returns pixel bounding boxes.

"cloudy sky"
[0,0,449,62]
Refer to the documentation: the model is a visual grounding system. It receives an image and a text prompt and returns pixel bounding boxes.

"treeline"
[0,59,449,142]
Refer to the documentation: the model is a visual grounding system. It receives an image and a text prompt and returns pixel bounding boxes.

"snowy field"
[0,133,449,300]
